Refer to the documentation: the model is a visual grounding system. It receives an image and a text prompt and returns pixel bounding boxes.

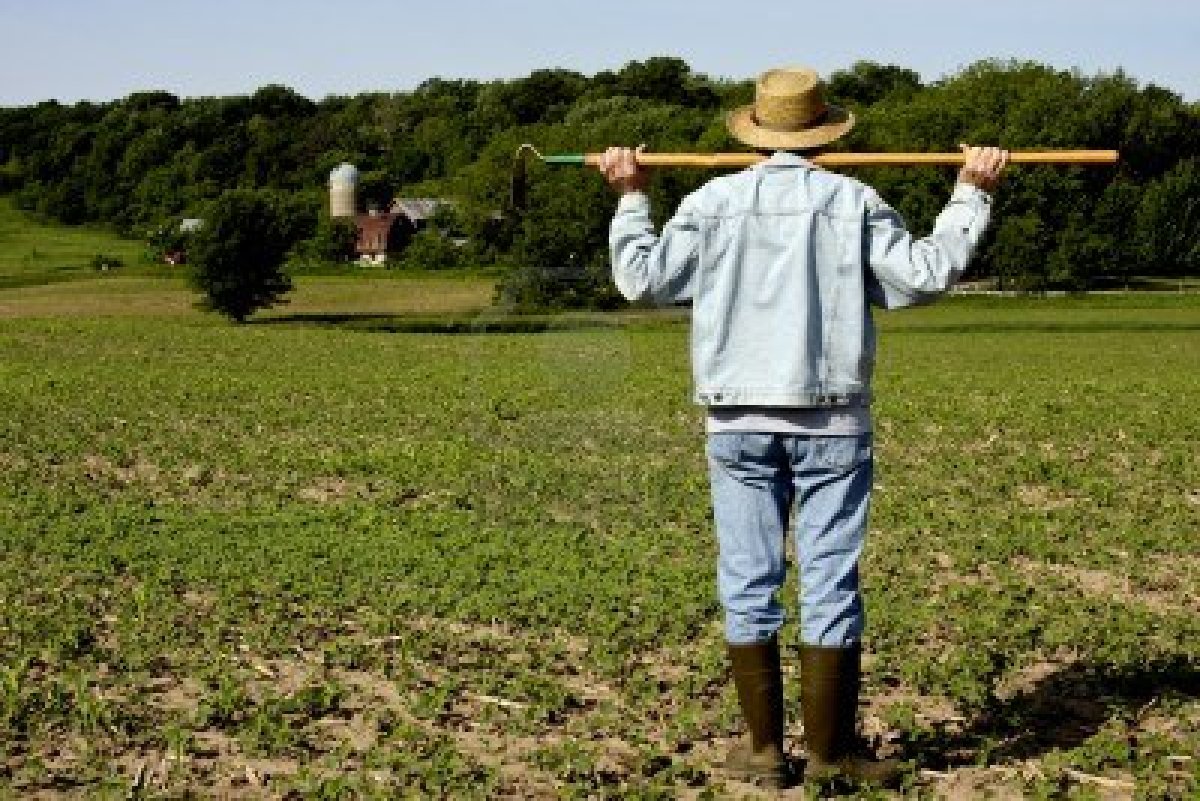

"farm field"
[0,195,498,317]
[0,275,496,321]
[1,282,1198,798]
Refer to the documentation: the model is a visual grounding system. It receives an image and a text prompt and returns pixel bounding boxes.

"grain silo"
[328,163,358,218]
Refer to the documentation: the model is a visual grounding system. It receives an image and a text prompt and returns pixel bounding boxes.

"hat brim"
[726,104,855,150]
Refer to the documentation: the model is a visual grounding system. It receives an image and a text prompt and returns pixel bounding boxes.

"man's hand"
[598,145,650,195]
[957,144,1009,194]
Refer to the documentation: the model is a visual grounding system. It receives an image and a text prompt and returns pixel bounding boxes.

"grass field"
[0,275,496,321]
[1,273,1196,799]
[0,197,151,289]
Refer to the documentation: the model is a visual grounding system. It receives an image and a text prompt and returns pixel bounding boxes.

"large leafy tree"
[188,189,294,322]
[827,61,921,106]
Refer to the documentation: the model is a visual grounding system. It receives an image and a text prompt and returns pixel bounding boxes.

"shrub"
[89,253,124,272]
[289,215,358,266]
[496,172,624,311]
[396,228,464,270]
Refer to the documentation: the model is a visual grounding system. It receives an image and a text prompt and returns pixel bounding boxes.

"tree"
[827,62,921,106]
[613,57,717,107]
[124,90,179,113]
[1136,158,1200,276]
[1045,214,1108,290]
[397,228,465,270]
[188,189,293,322]
[249,84,314,118]
[290,214,358,265]
[498,171,623,310]
[474,70,587,127]
[989,212,1052,291]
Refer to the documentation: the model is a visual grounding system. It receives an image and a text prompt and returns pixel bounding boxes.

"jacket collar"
[759,151,816,170]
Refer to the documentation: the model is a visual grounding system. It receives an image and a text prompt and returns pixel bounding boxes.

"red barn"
[353,199,451,263]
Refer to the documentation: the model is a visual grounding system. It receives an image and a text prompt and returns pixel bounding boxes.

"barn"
[352,200,451,263]
[329,163,452,263]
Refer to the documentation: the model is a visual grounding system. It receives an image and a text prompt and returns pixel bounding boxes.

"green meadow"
[0,210,1197,797]
[0,197,151,289]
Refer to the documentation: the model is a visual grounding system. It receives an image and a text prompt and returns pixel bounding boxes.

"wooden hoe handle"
[575,150,1119,168]
[510,145,1119,211]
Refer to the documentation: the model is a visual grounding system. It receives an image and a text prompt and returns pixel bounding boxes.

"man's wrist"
[617,190,650,211]
[957,169,998,194]
[953,181,992,204]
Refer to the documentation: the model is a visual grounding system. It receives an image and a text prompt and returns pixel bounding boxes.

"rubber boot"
[799,643,903,788]
[725,636,791,789]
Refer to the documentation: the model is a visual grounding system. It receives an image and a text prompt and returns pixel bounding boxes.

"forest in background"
[0,57,1197,307]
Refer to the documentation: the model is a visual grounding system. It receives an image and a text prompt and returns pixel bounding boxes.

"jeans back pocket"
[815,435,872,472]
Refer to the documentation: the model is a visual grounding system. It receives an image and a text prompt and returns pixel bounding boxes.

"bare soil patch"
[1014,556,1198,614]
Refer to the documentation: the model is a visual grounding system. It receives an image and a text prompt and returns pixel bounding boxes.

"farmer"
[598,66,1008,788]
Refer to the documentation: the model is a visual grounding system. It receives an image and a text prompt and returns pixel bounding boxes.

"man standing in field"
[598,66,1008,788]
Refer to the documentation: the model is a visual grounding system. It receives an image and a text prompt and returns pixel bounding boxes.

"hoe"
[510,144,1119,210]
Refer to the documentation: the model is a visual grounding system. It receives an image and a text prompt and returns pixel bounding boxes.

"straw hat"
[727,67,854,150]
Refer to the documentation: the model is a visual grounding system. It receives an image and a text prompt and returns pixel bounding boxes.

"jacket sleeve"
[863,183,992,310]
[609,191,701,305]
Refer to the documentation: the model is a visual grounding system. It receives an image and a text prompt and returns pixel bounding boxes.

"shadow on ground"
[884,321,1200,334]
[249,311,686,334]
[903,656,1200,769]
[248,307,1200,336]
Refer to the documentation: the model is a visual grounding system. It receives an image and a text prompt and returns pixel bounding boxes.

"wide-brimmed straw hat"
[727,67,854,150]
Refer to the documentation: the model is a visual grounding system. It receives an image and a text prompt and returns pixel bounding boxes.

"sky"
[0,0,1196,106]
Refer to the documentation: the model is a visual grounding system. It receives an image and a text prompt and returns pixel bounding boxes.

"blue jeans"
[707,432,873,647]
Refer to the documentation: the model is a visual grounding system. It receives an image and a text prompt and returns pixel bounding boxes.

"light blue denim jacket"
[609,152,993,407]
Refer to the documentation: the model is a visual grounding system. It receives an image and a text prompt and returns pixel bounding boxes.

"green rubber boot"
[725,636,792,789]
[800,644,903,788]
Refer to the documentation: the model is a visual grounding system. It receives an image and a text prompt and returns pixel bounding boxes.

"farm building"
[350,200,453,263]
[329,162,452,263]
[162,218,204,265]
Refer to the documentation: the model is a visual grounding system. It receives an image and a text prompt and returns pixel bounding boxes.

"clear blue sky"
[1,0,1196,106]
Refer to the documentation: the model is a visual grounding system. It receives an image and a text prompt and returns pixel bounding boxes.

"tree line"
[0,57,1196,312]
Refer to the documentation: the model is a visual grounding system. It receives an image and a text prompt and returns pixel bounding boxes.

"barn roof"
[390,198,450,222]
[355,212,405,237]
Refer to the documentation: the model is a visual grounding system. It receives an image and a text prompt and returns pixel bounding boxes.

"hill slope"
[0,195,148,288]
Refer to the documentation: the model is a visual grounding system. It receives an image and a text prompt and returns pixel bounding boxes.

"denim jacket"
[609,152,992,407]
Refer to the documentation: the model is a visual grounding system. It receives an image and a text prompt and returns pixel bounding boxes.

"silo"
[328,163,359,218]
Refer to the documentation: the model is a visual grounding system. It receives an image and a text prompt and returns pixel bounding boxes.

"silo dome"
[329,163,359,184]
[328,163,358,218]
